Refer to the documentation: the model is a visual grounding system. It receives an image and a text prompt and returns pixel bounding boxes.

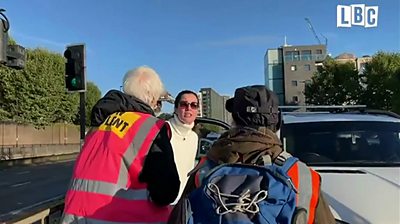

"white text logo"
[337,4,378,28]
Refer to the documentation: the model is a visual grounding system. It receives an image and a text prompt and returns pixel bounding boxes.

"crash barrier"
[0,195,64,224]
[0,144,80,162]
[0,122,80,147]
[0,195,348,224]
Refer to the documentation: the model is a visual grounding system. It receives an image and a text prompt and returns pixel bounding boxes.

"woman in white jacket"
[167,90,199,203]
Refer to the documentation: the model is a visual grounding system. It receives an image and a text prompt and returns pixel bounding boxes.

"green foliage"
[305,52,400,115]
[86,82,102,125]
[158,113,173,120]
[0,46,102,127]
[0,49,79,126]
[203,123,223,133]
[74,82,102,126]
[305,57,363,106]
[361,52,400,114]
[8,36,17,45]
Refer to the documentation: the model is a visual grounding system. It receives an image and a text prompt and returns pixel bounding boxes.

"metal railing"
[283,54,326,62]
[279,105,400,119]
[279,105,367,112]
[0,195,64,224]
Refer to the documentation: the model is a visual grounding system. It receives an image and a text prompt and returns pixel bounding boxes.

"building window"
[316,49,323,54]
[285,51,300,61]
[292,96,299,102]
[290,65,297,71]
[304,64,311,71]
[301,50,312,60]
[291,80,298,86]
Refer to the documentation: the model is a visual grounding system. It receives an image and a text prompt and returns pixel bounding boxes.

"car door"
[193,117,230,160]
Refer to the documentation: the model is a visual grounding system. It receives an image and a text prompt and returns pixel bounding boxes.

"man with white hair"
[61,66,180,224]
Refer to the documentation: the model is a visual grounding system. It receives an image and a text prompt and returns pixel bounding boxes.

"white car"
[281,109,400,224]
[195,109,400,224]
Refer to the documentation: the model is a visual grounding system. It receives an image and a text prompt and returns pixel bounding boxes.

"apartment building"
[265,44,327,105]
[199,88,231,123]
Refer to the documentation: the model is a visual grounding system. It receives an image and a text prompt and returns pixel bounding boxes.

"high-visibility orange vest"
[62,112,171,224]
[286,158,321,224]
[194,153,321,224]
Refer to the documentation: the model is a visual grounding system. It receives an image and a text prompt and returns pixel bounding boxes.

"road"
[0,160,74,215]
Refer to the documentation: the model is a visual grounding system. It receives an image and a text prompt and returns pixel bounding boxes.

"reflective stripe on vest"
[63,112,170,223]
[287,161,321,224]
[69,178,148,200]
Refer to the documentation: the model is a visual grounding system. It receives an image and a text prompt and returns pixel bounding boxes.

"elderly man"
[61,66,180,224]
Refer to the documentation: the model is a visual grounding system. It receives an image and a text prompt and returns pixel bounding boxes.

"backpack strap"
[192,157,217,188]
[279,153,299,174]
[275,151,294,167]
[259,151,297,170]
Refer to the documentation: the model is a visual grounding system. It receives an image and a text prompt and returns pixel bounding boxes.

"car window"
[281,121,400,166]
[193,118,230,159]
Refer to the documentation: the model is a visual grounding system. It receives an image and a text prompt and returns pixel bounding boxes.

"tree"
[305,57,363,106]
[8,36,17,45]
[0,44,103,127]
[74,82,102,126]
[361,52,400,114]
[0,48,80,126]
[158,113,173,120]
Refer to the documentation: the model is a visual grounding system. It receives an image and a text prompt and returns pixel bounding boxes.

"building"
[199,88,231,123]
[334,53,372,74]
[222,95,232,124]
[265,44,327,105]
[196,92,203,117]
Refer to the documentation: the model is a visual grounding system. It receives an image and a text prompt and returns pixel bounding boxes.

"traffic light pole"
[80,91,86,149]
[64,44,87,150]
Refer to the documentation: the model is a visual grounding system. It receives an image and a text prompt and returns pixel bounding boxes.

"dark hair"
[174,90,199,108]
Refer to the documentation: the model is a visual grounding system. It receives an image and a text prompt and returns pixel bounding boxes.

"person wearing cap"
[168,85,335,224]
[61,66,180,224]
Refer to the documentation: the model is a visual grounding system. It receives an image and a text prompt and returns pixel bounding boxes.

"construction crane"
[304,17,327,47]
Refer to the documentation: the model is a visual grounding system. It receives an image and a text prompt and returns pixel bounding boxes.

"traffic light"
[0,9,10,64]
[64,44,86,92]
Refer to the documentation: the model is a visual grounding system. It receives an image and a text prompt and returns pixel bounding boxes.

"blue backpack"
[184,156,304,224]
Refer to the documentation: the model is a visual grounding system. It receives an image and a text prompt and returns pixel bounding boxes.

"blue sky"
[3,0,399,112]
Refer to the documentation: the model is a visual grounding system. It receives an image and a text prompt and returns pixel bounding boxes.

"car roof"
[283,112,400,124]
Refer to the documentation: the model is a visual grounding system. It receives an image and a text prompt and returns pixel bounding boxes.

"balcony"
[284,54,326,62]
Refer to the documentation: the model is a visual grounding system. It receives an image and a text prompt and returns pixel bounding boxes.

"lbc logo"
[337,4,379,28]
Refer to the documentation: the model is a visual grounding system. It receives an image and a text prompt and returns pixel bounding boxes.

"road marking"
[17,171,31,175]
[10,181,31,187]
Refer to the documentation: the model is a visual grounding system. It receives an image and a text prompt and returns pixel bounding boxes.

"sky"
[2,0,400,112]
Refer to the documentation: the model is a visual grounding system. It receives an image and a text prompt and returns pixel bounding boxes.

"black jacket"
[91,90,180,206]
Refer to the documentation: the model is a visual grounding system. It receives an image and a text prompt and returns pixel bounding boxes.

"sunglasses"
[179,101,199,109]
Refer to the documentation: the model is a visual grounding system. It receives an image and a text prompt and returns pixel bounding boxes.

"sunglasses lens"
[179,102,198,109]
[179,102,187,108]
[190,103,198,109]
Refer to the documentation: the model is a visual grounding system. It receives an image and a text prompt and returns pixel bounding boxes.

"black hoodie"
[89,90,180,206]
